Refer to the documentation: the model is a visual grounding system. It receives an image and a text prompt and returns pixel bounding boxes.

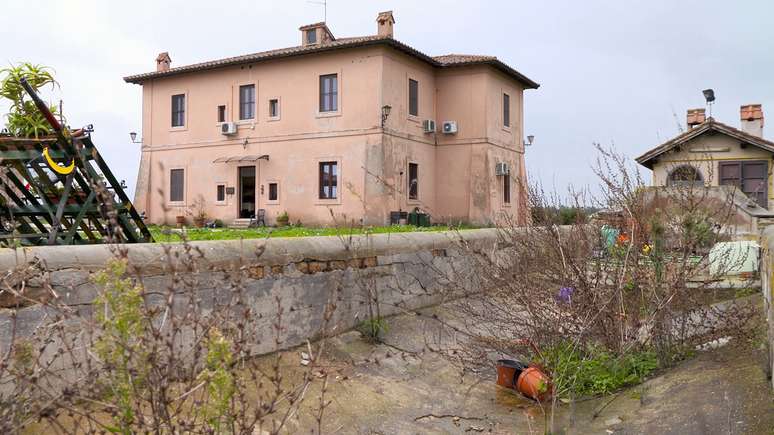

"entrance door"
[719,160,768,208]
[238,166,256,218]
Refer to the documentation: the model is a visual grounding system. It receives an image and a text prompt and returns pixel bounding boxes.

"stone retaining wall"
[758,226,774,389]
[0,229,498,355]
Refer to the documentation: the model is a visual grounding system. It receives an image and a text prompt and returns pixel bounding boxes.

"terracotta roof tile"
[124,36,539,89]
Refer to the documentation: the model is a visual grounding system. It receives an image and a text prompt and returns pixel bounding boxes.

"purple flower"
[556,287,574,304]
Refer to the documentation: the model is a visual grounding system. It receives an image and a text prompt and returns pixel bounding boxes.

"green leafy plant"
[197,328,236,432]
[0,63,60,138]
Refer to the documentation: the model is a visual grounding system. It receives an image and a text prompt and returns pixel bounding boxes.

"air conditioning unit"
[495,162,510,176]
[221,122,237,135]
[422,119,436,134]
[442,121,458,134]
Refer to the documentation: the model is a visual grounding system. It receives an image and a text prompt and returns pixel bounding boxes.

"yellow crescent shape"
[42,147,75,175]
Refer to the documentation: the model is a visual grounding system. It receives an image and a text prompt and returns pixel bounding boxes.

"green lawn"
[148,223,480,242]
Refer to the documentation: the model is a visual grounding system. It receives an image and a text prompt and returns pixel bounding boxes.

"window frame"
[503,173,511,205]
[217,105,226,123]
[408,162,419,201]
[318,74,339,114]
[239,84,256,121]
[318,161,338,200]
[503,93,511,128]
[268,97,280,120]
[266,181,280,204]
[408,78,419,118]
[306,29,317,44]
[171,93,186,128]
[215,183,226,204]
[169,168,186,204]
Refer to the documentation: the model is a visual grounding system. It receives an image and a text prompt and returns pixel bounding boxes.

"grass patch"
[541,341,659,398]
[148,223,480,242]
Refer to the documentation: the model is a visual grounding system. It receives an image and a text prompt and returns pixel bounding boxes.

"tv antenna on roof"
[307,0,327,22]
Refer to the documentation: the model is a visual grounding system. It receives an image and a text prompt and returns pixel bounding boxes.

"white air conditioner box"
[495,162,510,176]
[221,122,237,135]
[442,121,458,134]
[422,119,436,133]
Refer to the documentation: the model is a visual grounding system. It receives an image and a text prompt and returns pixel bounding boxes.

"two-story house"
[124,11,539,226]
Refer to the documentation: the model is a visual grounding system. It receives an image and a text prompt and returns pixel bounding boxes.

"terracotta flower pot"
[176,215,186,226]
[496,359,526,389]
[516,366,552,402]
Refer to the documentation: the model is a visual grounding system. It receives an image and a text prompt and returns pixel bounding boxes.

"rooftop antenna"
[307,0,327,22]
[702,88,715,119]
[670,105,684,134]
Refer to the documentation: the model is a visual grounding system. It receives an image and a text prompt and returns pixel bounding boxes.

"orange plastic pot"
[516,366,551,402]
[496,359,525,389]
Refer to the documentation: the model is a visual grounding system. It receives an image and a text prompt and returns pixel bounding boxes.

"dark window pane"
[217,105,226,123]
[306,29,317,44]
[216,184,225,202]
[269,99,279,118]
[171,94,185,127]
[170,169,184,202]
[503,93,510,127]
[239,84,255,120]
[409,79,418,117]
[408,162,418,200]
[503,174,510,203]
[319,74,338,112]
[268,183,278,201]
[319,161,338,199]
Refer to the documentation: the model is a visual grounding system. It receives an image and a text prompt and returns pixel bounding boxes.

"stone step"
[229,218,253,229]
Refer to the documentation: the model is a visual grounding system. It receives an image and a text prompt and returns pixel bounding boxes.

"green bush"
[357,317,389,342]
[0,63,60,138]
[540,341,658,397]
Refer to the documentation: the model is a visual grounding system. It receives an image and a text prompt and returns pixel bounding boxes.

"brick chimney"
[740,104,764,137]
[686,108,706,129]
[156,52,171,72]
[376,11,395,38]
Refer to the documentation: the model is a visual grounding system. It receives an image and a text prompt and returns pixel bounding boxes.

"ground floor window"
[268,182,278,201]
[667,165,703,187]
[170,168,184,202]
[216,184,225,202]
[503,174,511,204]
[319,161,338,199]
[408,162,419,200]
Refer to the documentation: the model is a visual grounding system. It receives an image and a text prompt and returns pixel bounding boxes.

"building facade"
[125,11,539,226]
[637,104,774,210]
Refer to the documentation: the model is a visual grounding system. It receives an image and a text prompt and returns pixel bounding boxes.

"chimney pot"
[156,52,171,72]
[376,11,395,38]
[686,108,706,128]
[740,104,764,137]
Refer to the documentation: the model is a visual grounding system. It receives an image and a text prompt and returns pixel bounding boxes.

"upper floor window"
[306,29,317,44]
[668,165,703,187]
[170,168,184,202]
[319,74,338,112]
[409,79,419,117]
[217,105,226,123]
[239,84,255,120]
[171,94,185,127]
[408,162,419,200]
[269,99,279,118]
[319,161,338,199]
[503,93,510,128]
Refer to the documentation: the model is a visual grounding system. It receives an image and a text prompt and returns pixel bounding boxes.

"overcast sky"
[2,0,772,200]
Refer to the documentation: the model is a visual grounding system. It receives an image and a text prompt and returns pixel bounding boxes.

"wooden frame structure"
[0,133,152,245]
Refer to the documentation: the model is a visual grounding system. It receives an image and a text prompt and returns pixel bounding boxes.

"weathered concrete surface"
[759,225,774,389]
[0,230,495,355]
[268,306,774,434]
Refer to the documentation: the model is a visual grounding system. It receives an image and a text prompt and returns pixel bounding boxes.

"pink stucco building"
[124,11,538,227]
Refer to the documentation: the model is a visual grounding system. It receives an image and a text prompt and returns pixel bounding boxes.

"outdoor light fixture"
[120,180,128,189]
[702,89,715,118]
[524,135,535,147]
[129,132,142,143]
[381,104,392,128]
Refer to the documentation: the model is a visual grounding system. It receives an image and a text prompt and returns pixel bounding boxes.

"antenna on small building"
[703,89,715,118]
[307,0,327,22]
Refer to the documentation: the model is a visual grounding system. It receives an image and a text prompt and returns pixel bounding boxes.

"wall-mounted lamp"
[120,179,128,189]
[524,135,535,147]
[381,104,392,128]
[129,132,142,143]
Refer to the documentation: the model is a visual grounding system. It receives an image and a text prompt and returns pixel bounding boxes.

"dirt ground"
[278,306,774,435]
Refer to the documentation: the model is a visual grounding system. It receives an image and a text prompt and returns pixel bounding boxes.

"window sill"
[167,201,186,208]
[407,115,420,123]
[236,119,256,126]
[407,199,421,205]
[316,111,341,118]
[169,126,188,132]
[214,201,228,206]
[502,125,512,133]
[267,116,281,122]
[315,198,341,206]
[265,201,280,206]
[502,203,512,208]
